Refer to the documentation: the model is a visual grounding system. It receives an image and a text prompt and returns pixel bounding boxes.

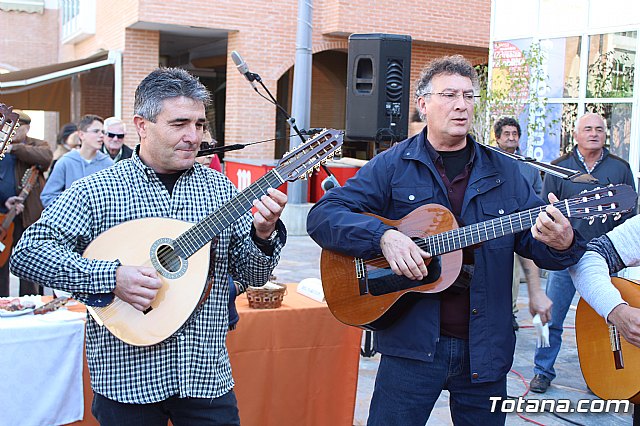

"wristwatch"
[253,229,278,246]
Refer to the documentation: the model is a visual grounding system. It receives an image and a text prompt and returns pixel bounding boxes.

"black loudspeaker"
[346,33,412,142]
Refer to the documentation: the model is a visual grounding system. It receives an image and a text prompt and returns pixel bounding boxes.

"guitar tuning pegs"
[594,193,601,200]
[613,212,622,221]
[588,216,595,225]
[601,214,608,223]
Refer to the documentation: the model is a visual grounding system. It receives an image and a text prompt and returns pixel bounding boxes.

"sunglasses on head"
[104,131,125,139]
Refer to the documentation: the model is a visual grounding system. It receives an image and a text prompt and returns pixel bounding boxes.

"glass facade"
[490,31,636,163]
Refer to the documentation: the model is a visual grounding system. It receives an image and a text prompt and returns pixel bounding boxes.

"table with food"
[0,295,87,426]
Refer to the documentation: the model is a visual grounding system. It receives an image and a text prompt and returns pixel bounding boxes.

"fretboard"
[419,204,550,256]
[174,169,284,258]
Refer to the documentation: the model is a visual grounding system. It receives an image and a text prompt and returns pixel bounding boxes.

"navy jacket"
[307,130,586,383]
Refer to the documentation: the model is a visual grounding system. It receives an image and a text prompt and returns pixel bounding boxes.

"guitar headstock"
[20,166,40,193]
[0,104,20,160]
[561,184,637,223]
[276,129,343,182]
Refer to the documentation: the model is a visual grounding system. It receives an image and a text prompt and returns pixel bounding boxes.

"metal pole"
[288,0,313,204]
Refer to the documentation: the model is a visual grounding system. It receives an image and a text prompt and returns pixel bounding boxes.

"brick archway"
[274,39,348,80]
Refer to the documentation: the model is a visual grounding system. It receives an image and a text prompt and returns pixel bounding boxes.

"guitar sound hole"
[156,244,182,273]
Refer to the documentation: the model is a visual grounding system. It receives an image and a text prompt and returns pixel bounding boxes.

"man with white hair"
[101,116,133,162]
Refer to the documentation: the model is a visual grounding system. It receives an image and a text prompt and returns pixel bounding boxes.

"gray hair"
[134,67,211,122]
[104,116,125,132]
[415,55,479,121]
[575,112,606,133]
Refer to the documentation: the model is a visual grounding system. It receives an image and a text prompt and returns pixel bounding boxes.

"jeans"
[367,335,507,426]
[92,391,240,426]
[533,268,575,381]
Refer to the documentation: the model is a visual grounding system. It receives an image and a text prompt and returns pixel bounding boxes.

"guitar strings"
[361,194,617,269]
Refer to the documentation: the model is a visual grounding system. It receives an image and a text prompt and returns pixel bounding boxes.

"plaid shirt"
[11,150,283,403]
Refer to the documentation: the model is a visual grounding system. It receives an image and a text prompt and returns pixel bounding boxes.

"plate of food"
[0,298,36,317]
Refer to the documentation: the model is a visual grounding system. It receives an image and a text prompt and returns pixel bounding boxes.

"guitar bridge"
[355,258,368,295]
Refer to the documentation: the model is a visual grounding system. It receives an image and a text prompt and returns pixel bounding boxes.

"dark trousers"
[0,219,41,297]
[367,336,507,426]
[92,391,241,426]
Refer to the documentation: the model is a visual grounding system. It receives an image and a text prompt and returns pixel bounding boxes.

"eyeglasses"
[425,92,480,104]
[104,131,125,139]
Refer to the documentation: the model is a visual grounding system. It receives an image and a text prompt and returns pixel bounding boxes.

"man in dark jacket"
[530,112,636,394]
[0,110,52,296]
[307,55,585,425]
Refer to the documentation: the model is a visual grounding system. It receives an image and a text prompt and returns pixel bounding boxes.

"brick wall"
[0,0,490,159]
[81,66,114,120]
[120,28,160,148]
[0,8,58,70]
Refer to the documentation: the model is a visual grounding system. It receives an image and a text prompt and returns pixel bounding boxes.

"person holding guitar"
[307,55,585,425]
[11,68,287,426]
[570,214,640,422]
[570,215,640,348]
[0,109,52,297]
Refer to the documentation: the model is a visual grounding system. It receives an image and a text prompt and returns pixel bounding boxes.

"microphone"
[231,51,258,90]
[321,175,340,192]
[197,143,246,157]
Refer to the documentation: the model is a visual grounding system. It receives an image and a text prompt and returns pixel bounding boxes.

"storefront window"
[542,37,581,98]
[587,32,636,98]
[586,103,633,162]
[559,103,578,155]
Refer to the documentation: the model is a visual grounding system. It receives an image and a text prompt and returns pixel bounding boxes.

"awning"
[0,51,114,94]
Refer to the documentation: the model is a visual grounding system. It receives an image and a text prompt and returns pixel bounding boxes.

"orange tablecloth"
[228,284,362,426]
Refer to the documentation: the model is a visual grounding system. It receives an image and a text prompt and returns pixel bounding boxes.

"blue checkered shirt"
[11,151,283,403]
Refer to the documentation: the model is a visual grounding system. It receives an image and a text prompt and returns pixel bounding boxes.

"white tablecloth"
[0,308,86,426]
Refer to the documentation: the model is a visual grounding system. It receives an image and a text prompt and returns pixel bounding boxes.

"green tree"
[473,42,556,153]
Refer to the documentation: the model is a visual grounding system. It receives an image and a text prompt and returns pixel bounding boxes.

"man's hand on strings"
[380,229,431,280]
[531,192,574,251]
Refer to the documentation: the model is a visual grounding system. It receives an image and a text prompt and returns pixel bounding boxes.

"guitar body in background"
[576,278,640,403]
[0,219,14,266]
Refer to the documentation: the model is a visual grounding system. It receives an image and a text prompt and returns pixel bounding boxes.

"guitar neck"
[419,203,553,256]
[174,169,285,258]
[1,186,31,231]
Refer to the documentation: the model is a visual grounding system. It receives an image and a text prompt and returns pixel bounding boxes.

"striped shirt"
[11,150,284,403]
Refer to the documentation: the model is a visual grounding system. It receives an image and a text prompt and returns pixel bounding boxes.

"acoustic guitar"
[320,184,637,330]
[576,277,640,403]
[83,129,343,346]
[0,166,41,267]
[0,104,21,257]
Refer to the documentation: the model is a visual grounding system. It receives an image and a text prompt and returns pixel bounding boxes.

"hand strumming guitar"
[380,229,431,280]
[608,304,640,348]
[531,192,575,251]
[114,265,162,312]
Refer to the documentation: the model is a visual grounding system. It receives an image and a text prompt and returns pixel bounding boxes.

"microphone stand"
[249,71,339,181]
